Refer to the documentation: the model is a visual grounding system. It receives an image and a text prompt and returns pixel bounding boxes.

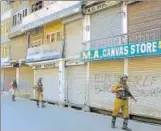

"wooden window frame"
[46,30,62,44]
[31,1,43,13]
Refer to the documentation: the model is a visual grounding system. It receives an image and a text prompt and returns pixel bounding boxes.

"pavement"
[1,93,161,131]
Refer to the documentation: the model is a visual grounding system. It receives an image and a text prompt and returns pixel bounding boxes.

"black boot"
[41,101,45,108]
[12,95,16,102]
[36,100,39,107]
[111,116,116,128]
[122,118,132,131]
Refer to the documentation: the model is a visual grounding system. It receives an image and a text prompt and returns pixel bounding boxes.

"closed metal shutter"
[35,68,59,102]
[90,5,122,49]
[19,66,34,94]
[128,56,161,119]
[64,19,83,58]
[128,2,161,43]
[89,60,124,111]
[66,65,86,105]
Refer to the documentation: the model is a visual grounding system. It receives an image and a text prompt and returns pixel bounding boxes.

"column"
[122,1,128,75]
[83,14,90,110]
[59,59,65,105]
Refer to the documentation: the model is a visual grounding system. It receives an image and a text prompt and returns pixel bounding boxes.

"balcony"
[26,40,64,63]
[83,27,161,50]
[22,1,81,32]
[1,9,12,21]
[8,24,23,38]
[1,36,10,44]
[81,28,161,62]
[1,57,11,67]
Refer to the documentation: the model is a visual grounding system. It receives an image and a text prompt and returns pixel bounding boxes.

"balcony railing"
[83,27,161,50]
[128,27,161,43]
[1,36,10,44]
[10,24,23,35]
[1,57,11,67]
[26,40,64,62]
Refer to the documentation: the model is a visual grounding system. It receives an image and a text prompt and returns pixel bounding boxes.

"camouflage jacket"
[113,82,129,100]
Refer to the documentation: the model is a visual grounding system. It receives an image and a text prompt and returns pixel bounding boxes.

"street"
[1,93,161,131]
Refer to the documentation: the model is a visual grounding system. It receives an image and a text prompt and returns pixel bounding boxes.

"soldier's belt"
[117,97,128,100]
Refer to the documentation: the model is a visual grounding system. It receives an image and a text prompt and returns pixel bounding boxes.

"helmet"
[120,74,128,79]
[38,77,43,82]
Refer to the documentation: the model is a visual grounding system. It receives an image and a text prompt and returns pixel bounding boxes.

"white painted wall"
[59,59,65,105]
[1,10,12,21]
[122,1,128,75]
[22,1,80,26]
[83,15,90,106]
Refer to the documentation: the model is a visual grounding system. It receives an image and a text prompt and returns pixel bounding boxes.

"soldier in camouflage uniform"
[33,78,45,108]
[9,79,17,102]
[111,75,132,131]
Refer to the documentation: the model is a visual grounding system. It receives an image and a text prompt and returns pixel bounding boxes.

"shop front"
[81,39,161,118]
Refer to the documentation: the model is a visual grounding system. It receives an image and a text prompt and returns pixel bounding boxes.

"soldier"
[9,79,17,102]
[111,74,132,131]
[33,77,45,108]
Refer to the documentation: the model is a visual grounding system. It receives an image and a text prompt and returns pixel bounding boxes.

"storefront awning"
[25,59,60,66]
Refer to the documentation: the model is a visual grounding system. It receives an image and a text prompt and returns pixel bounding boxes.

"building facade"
[1,1,161,120]
[1,1,16,91]
[22,1,82,104]
[81,1,161,119]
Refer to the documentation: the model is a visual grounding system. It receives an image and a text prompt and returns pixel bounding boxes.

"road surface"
[1,93,161,131]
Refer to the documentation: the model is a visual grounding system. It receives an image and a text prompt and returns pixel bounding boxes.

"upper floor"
[1,1,12,14]
[1,18,12,44]
[8,1,82,37]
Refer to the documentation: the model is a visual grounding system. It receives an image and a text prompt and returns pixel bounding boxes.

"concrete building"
[1,1,16,91]
[1,1,161,120]
[81,1,161,120]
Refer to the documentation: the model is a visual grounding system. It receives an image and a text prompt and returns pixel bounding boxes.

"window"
[51,33,56,43]
[4,47,8,56]
[20,14,22,21]
[32,1,43,13]
[23,10,25,17]
[15,15,17,25]
[25,9,27,16]
[12,15,15,26]
[12,14,17,26]
[57,32,61,41]
[12,8,28,26]
[1,46,8,57]
[46,31,62,44]
[5,22,9,34]
[3,24,6,35]
[1,24,4,34]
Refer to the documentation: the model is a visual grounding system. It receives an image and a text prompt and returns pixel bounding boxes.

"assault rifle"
[125,89,137,102]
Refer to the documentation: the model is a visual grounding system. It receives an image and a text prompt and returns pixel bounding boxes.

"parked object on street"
[111,75,132,131]
[33,77,45,108]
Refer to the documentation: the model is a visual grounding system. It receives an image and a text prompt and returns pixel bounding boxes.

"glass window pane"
[51,33,55,43]
[57,31,61,41]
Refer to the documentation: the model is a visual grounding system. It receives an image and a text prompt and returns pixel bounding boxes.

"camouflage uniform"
[33,78,45,108]
[111,75,132,131]
[10,80,17,101]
